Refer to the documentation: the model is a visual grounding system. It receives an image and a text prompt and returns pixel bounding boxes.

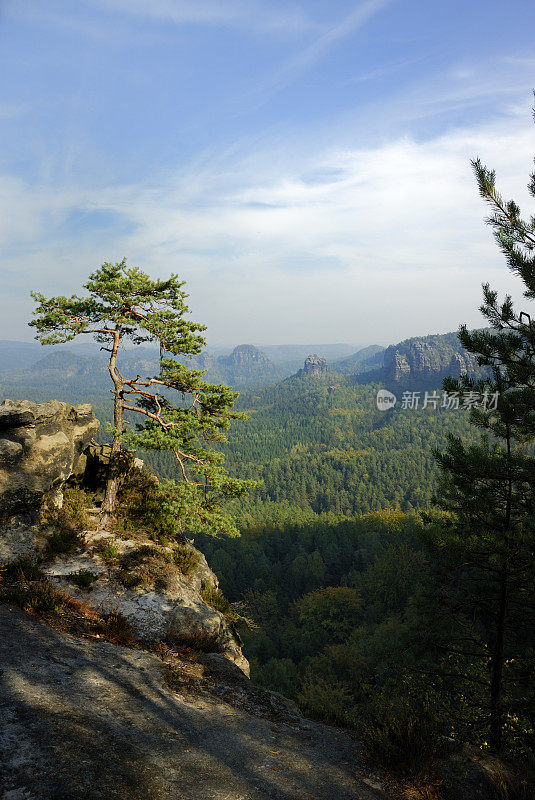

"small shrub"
[68,569,98,589]
[173,545,199,576]
[297,676,353,726]
[1,579,70,617]
[119,545,158,568]
[96,608,136,646]
[1,556,44,583]
[43,486,93,556]
[116,545,175,591]
[116,469,178,542]
[45,486,91,535]
[95,541,121,562]
[358,694,448,775]
[169,629,222,653]
[200,581,236,621]
[1,575,137,647]
[46,528,84,556]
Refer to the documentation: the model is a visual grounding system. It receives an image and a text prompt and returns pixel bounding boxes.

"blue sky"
[0,0,534,346]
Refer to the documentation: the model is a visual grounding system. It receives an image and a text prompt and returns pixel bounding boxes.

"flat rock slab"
[0,606,384,800]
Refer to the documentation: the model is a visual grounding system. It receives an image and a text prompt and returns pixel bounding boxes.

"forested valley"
[2,160,535,790]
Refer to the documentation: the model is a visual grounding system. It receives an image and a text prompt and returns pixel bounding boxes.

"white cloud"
[2,103,533,346]
[90,0,317,34]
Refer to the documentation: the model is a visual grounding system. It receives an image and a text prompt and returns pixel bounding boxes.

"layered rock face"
[0,399,99,523]
[0,398,248,675]
[44,529,249,675]
[383,338,478,383]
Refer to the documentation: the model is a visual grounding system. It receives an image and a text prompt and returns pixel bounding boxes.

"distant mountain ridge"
[350,331,483,387]
[0,332,483,395]
[331,345,385,376]
[0,342,288,392]
[383,332,479,383]
[221,344,271,367]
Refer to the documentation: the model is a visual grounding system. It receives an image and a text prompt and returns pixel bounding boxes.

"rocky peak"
[222,344,271,367]
[382,334,480,384]
[299,354,328,377]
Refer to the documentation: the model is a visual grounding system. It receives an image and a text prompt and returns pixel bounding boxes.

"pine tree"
[30,259,252,534]
[427,111,535,754]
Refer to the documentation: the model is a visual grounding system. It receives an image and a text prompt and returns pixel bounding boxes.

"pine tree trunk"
[101,327,124,526]
[489,569,507,753]
[489,426,512,753]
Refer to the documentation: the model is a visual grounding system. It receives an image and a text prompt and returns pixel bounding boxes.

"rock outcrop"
[382,333,480,384]
[221,344,271,367]
[0,399,100,522]
[0,399,99,562]
[0,398,248,675]
[299,354,328,377]
[44,528,249,675]
[0,605,383,800]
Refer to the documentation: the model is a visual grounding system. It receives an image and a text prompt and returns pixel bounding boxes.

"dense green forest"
[222,375,477,515]
[0,364,477,516]
[196,508,437,742]
[2,294,534,789]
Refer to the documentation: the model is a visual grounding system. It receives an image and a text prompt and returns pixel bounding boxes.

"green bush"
[43,486,93,555]
[116,468,179,543]
[95,542,121,562]
[46,528,84,555]
[1,579,71,617]
[116,545,177,592]
[168,629,222,653]
[45,486,91,533]
[95,608,136,646]
[1,556,44,583]
[297,677,353,726]
[68,569,98,589]
[358,693,449,774]
[200,581,236,621]
[173,545,199,576]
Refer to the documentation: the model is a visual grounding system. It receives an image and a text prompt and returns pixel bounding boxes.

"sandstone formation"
[299,354,328,377]
[382,337,479,383]
[44,528,249,675]
[221,344,271,367]
[0,398,100,522]
[0,398,248,675]
[0,606,382,800]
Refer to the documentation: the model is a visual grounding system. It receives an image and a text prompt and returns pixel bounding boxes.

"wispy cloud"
[90,0,317,35]
[2,103,532,345]
[248,0,395,102]
[341,53,430,86]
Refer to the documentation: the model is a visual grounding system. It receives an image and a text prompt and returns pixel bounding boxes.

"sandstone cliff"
[0,398,99,523]
[0,398,247,674]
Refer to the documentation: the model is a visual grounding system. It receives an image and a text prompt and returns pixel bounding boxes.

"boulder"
[0,399,99,523]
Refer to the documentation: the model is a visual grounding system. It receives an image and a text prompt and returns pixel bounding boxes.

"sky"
[0,0,534,347]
